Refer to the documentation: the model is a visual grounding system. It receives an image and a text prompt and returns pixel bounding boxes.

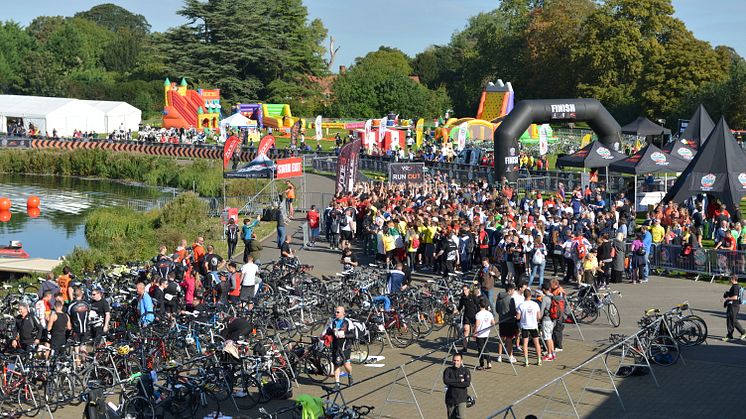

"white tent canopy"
[80,100,142,133]
[219,112,257,142]
[0,95,141,137]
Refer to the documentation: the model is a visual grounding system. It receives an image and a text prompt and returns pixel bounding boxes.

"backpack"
[573,239,588,260]
[226,225,239,242]
[339,216,348,227]
[740,286,746,305]
[155,257,173,278]
[635,245,646,256]
[549,293,566,320]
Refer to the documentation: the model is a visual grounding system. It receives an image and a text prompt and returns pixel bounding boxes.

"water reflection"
[0,175,171,259]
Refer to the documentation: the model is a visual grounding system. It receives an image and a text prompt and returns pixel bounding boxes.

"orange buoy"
[0,210,10,222]
[27,195,40,208]
[27,207,40,218]
[0,197,10,211]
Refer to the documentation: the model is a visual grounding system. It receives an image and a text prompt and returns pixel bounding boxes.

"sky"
[5,0,746,70]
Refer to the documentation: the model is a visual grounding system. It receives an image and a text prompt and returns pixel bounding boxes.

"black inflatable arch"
[493,98,621,181]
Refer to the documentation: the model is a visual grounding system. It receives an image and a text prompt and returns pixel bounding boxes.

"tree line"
[1,0,745,127]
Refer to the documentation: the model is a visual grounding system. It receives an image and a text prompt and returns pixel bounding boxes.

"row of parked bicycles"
[0,258,475,418]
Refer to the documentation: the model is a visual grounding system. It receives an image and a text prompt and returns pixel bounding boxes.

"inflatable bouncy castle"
[162,78,221,131]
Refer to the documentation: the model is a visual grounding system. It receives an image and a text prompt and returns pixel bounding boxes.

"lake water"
[0,175,172,259]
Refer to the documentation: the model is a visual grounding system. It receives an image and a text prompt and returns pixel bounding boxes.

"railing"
[649,243,746,281]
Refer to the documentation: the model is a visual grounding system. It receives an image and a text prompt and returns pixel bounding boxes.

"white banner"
[314,115,322,140]
[364,119,373,150]
[457,122,468,151]
[539,124,548,156]
[379,117,388,145]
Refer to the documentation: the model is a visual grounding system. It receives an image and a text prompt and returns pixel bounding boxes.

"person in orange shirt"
[192,237,206,277]
[284,180,296,219]
[174,239,189,263]
[57,266,73,303]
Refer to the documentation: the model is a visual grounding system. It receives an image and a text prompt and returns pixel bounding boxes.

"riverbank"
[0,148,267,197]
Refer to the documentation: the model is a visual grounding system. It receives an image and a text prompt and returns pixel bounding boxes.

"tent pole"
[634,175,638,215]
[664,173,668,194]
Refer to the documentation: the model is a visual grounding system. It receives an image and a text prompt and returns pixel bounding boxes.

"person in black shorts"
[324,306,354,387]
[456,285,479,353]
[67,287,91,348]
[89,288,110,346]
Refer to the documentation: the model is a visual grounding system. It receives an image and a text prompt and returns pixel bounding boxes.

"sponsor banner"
[504,140,521,182]
[0,137,30,148]
[257,134,275,155]
[275,157,303,179]
[222,135,240,169]
[344,121,366,130]
[314,115,323,140]
[415,118,424,147]
[336,138,362,194]
[650,151,669,166]
[364,119,373,149]
[389,162,425,184]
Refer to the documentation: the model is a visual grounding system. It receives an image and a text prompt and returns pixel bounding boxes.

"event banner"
[539,125,548,156]
[389,162,425,184]
[275,157,303,179]
[457,122,468,151]
[364,119,373,150]
[222,135,240,169]
[290,120,302,145]
[415,118,424,147]
[314,115,323,140]
[257,134,275,155]
[336,138,361,194]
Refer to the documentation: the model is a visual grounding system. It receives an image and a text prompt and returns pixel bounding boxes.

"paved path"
[50,172,746,417]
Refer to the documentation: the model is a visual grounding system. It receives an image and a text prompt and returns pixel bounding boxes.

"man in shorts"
[324,306,354,387]
[540,282,556,361]
[496,283,518,363]
[516,289,542,367]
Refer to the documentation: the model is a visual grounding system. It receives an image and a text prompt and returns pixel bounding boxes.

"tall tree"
[161,0,327,103]
[75,3,151,34]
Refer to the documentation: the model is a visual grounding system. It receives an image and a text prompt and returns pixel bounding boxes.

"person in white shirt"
[516,289,543,367]
[240,256,259,306]
[474,300,495,370]
[340,208,355,250]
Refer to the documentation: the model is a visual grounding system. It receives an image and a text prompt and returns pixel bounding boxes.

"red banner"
[222,135,240,169]
[276,157,303,179]
[257,134,275,155]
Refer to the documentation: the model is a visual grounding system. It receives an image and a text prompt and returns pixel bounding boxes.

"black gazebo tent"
[666,140,697,162]
[620,117,671,136]
[556,140,627,169]
[609,143,690,175]
[663,117,746,213]
[679,104,715,148]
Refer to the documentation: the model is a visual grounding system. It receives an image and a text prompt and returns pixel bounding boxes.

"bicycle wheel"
[17,383,40,418]
[606,303,621,328]
[648,335,680,366]
[671,318,701,347]
[122,395,156,419]
[367,331,385,357]
[408,312,434,338]
[390,323,414,348]
[258,368,292,403]
[230,371,261,410]
[192,387,221,418]
[580,301,599,324]
[302,355,333,384]
[685,315,708,345]
[350,339,370,364]
[446,324,460,345]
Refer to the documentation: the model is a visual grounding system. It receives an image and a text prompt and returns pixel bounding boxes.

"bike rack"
[540,377,581,418]
[377,365,425,419]
[574,356,626,412]
[470,324,519,377]
[428,342,479,398]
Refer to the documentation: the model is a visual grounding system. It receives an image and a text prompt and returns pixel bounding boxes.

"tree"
[75,3,151,34]
[161,0,328,103]
[0,22,35,93]
[329,47,450,118]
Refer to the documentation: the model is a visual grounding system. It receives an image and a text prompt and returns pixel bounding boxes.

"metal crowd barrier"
[649,243,746,282]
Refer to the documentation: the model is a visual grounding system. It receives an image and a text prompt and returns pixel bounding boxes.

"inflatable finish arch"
[493,98,621,181]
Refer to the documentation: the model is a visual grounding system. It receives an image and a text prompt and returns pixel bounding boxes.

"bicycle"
[567,284,622,327]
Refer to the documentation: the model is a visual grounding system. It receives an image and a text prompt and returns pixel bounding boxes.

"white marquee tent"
[0,95,141,137]
[81,100,142,133]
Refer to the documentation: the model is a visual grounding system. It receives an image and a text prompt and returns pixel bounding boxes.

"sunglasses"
[335,311,343,314]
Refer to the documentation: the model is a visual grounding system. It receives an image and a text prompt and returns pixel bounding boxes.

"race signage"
[549,103,577,120]
[389,162,425,184]
[275,157,303,179]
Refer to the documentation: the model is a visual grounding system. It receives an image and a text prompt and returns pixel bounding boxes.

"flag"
[539,125,548,156]
[415,118,424,147]
[364,119,373,149]
[378,117,388,145]
[457,122,468,151]
[336,138,362,194]
[257,134,275,156]
[314,115,323,140]
[290,120,302,146]
[222,135,240,169]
